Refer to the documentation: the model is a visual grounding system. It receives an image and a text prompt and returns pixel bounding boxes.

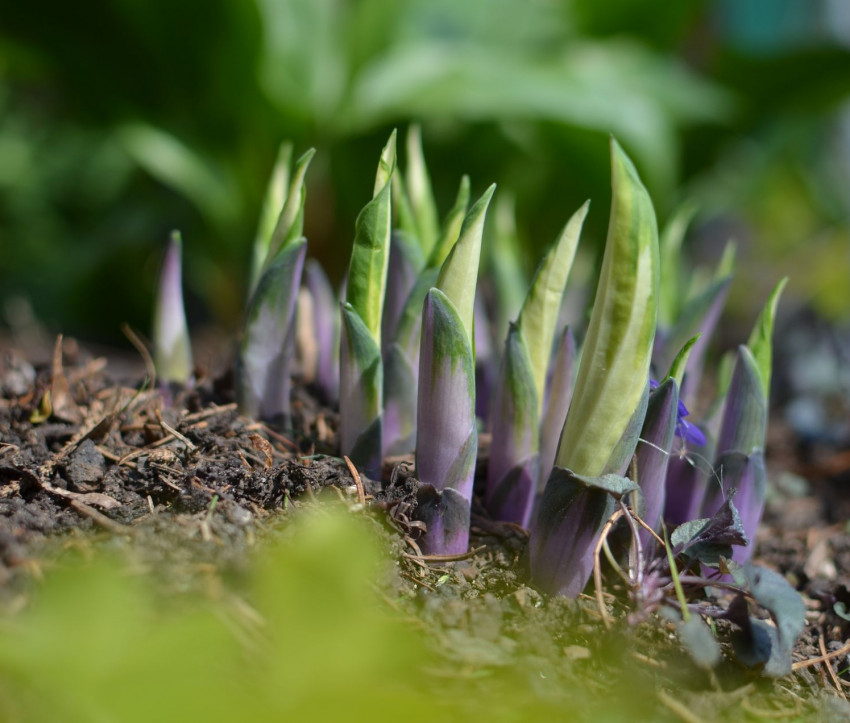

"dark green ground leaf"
[671,497,747,566]
[678,615,721,670]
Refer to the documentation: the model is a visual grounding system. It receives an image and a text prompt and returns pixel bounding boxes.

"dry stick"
[343,455,366,505]
[593,508,625,630]
[740,698,803,719]
[183,403,237,424]
[629,508,666,547]
[619,498,645,589]
[403,546,486,563]
[249,423,299,452]
[600,538,631,586]
[818,629,846,699]
[401,571,436,591]
[121,322,156,387]
[69,499,131,535]
[657,690,704,723]
[117,427,196,466]
[792,639,850,671]
[156,411,197,453]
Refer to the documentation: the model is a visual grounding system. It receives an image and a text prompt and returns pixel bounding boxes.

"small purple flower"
[650,378,705,446]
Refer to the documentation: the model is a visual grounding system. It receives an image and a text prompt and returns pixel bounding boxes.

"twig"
[402,546,486,563]
[593,508,624,630]
[156,411,197,453]
[818,629,846,699]
[118,434,182,466]
[343,456,366,505]
[249,423,298,452]
[792,639,850,671]
[620,499,644,588]
[121,322,156,388]
[601,537,631,585]
[657,690,704,723]
[401,572,435,591]
[631,651,666,669]
[69,499,131,535]
[629,509,666,547]
[182,403,237,424]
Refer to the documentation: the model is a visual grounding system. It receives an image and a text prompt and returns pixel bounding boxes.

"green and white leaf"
[436,184,496,343]
[746,277,788,398]
[264,147,316,266]
[665,334,699,387]
[554,139,659,477]
[427,175,470,270]
[404,124,439,257]
[487,192,529,342]
[516,201,588,405]
[339,302,383,472]
[346,130,397,345]
[658,201,696,327]
[250,141,293,293]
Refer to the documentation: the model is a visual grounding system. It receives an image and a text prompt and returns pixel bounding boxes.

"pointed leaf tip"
[436,183,496,342]
[517,200,588,404]
[746,277,788,398]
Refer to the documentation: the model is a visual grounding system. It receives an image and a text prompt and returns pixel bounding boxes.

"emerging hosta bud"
[530,139,659,597]
[538,325,576,491]
[153,231,193,386]
[339,131,397,477]
[236,239,307,425]
[383,177,471,457]
[248,142,292,295]
[415,185,495,555]
[303,260,340,405]
[485,324,539,527]
[415,289,479,554]
[701,346,768,564]
[236,147,315,426]
[634,378,679,550]
[485,202,587,526]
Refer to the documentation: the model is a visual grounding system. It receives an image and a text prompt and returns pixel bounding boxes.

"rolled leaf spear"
[153,230,193,387]
[415,184,496,556]
[529,138,660,597]
[339,132,397,478]
[485,202,589,528]
[236,148,315,426]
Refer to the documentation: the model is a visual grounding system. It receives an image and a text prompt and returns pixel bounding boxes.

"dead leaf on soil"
[50,335,82,424]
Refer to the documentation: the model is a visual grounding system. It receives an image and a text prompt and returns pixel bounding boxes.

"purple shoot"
[538,325,576,492]
[700,345,768,564]
[634,378,679,550]
[415,289,479,555]
[529,139,659,597]
[303,259,340,405]
[153,230,193,387]
[484,324,539,527]
[236,239,307,425]
[414,185,495,555]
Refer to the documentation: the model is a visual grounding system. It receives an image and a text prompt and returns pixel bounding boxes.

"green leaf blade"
[553,138,660,477]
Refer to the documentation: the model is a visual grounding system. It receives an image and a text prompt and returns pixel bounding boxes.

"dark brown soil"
[2,340,850,721]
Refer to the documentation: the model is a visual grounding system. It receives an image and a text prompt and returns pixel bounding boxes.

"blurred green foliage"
[1,0,849,343]
[0,507,680,722]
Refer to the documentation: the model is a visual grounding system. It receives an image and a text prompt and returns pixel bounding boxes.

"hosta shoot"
[415,184,495,555]
[153,231,193,386]
[236,147,315,424]
[340,131,396,477]
[382,174,470,457]
[530,139,659,597]
[248,142,292,295]
[485,202,588,527]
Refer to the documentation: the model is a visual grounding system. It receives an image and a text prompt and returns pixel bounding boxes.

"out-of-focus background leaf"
[0,0,849,345]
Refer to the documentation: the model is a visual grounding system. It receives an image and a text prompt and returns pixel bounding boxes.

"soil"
[2,339,850,721]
